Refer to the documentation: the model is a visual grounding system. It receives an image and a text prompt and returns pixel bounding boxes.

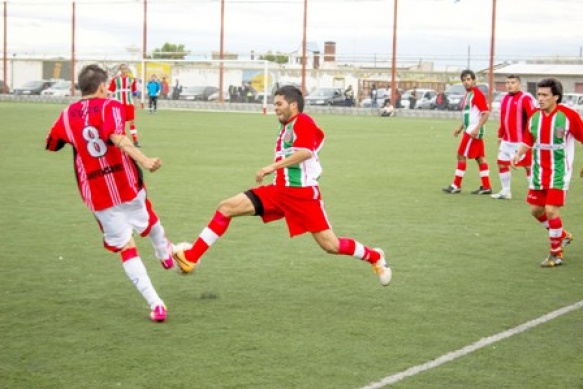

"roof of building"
[494,63,583,76]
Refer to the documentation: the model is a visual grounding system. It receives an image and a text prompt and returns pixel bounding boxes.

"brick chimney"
[324,41,336,62]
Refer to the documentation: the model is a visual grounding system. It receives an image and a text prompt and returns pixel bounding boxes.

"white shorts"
[94,189,157,251]
[497,140,524,163]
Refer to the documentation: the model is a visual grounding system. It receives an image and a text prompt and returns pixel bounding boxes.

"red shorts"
[457,132,485,159]
[250,185,332,237]
[526,189,566,207]
[123,104,135,121]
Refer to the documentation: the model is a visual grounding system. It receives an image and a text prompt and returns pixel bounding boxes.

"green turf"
[1,102,582,388]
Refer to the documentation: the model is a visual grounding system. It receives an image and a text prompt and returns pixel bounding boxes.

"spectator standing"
[435,88,448,110]
[160,76,169,99]
[370,85,378,108]
[442,69,492,195]
[409,87,417,109]
[146,74,161,113]
[172,78,182,100]
[45,64,175,322]
[108,63,140,146]
[511,77,583,267]
[171,85,392,287]
[344,85,355,107]
[491,74,536,200]
[395,89,402,109]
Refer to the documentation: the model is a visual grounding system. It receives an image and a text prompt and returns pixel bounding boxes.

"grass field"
[1,102,582,388]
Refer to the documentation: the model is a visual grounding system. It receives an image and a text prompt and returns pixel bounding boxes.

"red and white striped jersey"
[45,98,143,211]
[497,91,536,143]
[108,76,137,106]
[273,113,325,187]
[523,105,583,190]
[461,86,489,138]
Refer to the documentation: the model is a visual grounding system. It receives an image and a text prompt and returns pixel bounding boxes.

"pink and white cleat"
[160,241,175,270]
[150,305,167,322]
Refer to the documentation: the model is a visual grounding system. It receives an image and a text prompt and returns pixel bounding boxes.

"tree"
[259,51,289,65]
[152,43,189,59]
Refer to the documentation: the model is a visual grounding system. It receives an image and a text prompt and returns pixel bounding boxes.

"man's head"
[119,63,129,76]
[505,74,522,95]
[537,77,563,112]
[274,85,304,124]
[460,69,476,91]
[78,64,108,97]
[150,74,157,80]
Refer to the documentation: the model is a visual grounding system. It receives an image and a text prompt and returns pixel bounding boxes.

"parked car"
[400,89,436,109]
[490,91,508,112]
[361,88,389,108]
[13,80,56,95]
[41,80,79,97]
[305,87,345,106]
[562,93,583,114]
[179,86,219,101]
[443,83,489,110]
[415,89,438,109]
[207,90,230,101]
[0,80,10,94]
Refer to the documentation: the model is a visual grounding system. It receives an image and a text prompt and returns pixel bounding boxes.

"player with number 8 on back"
[45,64,175,322]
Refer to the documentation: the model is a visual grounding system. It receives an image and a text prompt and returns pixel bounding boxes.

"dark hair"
[537,77,563,103]
[275,85,304,113]
[78,64,108,96]
[506,74,521,81]
[460,69,476,80]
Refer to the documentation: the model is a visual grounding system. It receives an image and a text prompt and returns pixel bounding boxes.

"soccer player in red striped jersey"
[46,64,174,322]
[512,78,583,267]
[108,63,140,146]
[442,69,492,195]
[172,85,392,286]
[491,74,536,200]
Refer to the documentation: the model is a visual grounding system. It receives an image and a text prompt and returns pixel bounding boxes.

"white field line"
[360,300,583,389]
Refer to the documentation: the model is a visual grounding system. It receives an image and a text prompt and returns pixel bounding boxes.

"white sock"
[148,221,170,260]
[499,171,511,193]
[123,256,163,309]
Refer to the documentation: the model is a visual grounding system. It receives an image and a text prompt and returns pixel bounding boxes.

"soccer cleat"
[160,241,175,270]
[172,242,196,274]
[372,248,392,286]
[471,186,492,195]
[562,231,573,248]
[490,191,512,200]
[134,141,141,148]
[442,185,461,194]
[540,252,563,268]
[150,305,167,322]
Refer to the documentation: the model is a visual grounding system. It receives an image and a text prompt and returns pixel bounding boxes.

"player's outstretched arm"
[110,134,162,172]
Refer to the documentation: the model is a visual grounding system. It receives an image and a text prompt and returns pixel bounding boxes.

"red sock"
[548,217,563,254]
[120,247,138,262]
[453,160,466,188]
[184,210,231,263]
[130,124,139,143]
[479,162,491,189]
[338,238,381,264]
[536,213,549,229]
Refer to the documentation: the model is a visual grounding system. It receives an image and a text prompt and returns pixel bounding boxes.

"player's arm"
[45,134,66,152]
[470,111,489,138]
[453,122,464,137]
[255,149,312,183]
[110,134,161,173]
[45,115,67,152]
[511,143,530,168]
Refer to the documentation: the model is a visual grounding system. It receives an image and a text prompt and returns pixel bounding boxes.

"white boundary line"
[360,300,583,389]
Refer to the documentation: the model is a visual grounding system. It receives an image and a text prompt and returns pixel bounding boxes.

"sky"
[3,0,583,70]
